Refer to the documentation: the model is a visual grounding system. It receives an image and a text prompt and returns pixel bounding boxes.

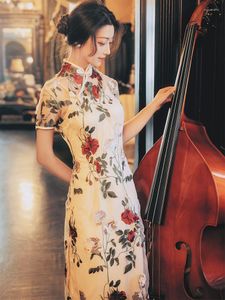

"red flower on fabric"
[92,85,100,99]
[73,73,83,85]
[127,230,136,242]
[120,291,127,299]
[60,62,71,75]
[121,209,139,225]
[91,70,102,81]
[81,136,99,158]
[109,290,127,300]
[94,160,101,173]
[133,214,139,222]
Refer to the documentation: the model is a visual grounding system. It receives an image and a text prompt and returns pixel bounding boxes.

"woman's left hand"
[153,86,176,111]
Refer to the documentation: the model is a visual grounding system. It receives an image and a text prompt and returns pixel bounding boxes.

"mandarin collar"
[62,59,93,77]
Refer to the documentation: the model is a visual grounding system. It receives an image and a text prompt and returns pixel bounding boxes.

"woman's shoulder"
[42,75,69,92]
[96,68,117,83]
[95,68,118,89]
[41,75,71,100]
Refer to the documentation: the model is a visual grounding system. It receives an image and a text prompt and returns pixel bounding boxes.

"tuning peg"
[214,0,224,9]
[205,8,220,16]
[198,27,208,35]
[203,15,211,24]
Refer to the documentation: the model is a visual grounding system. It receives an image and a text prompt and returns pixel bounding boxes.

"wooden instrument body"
[134,119,225,299]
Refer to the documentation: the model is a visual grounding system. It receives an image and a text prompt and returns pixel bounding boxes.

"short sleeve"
[35,83,61,130]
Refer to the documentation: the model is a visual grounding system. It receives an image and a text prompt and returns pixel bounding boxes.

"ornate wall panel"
[0,11,44,84]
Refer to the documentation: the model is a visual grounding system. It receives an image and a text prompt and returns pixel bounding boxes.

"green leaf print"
[112,164,122,177]
[111,239,116,247]
[109,280,114,287]
[110,258,114,266]
[55,86,62,91]
[125,174,133,182]
[68,111,79,118]
[99,113,106,122]
[74,188,83,194]
[46,99,59,109]
[114,280,121,288]
[89,126,95,134]
[119,236,126,244]
[108,191,117,198]
[116,230,123,236]
[45,119,55,127]
[105,182,111,190]
[89,265,105,274]
[51,89,58,98]
[122,241,131,249]
[59,100,72,107]
[121,200,126,206]
[125,255,133,262]
[124,263,132,274]
[102,153,107,159]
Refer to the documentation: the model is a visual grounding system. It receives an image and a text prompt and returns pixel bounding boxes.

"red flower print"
[120,291,127,299]
[91,70,102,81]
[92,85,100,99]
[121,209,139,225]
[81,136,99,158]
[109,290,127,300]
[127,230,136,242]
[133,214,139,222]
[73,73,83,85]
[60,62,71,75]
[94,160,101,173]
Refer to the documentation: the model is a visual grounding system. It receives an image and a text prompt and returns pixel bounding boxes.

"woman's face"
[81,25,115,68]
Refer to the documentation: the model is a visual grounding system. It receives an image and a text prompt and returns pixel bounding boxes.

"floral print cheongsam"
[36,59,149,300]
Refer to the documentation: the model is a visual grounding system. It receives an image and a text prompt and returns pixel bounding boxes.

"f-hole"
[176,241,203,299]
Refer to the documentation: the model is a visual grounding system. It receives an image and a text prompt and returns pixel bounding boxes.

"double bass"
[133,1,225,299]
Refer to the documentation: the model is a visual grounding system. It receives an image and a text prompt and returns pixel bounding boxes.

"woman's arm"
[123,86,175,144]
[36,129,72,183]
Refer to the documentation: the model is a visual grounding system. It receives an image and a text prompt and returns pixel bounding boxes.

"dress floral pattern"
[36,59,149,300]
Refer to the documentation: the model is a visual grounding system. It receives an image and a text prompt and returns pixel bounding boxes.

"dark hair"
[57,0,123,55]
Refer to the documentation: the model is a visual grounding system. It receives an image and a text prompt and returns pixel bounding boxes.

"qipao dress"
[35,60,149,300]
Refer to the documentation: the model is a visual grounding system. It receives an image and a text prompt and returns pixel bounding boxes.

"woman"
[36,1,175,299]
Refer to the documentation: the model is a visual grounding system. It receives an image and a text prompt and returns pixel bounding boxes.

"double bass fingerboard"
[145,23,199,224]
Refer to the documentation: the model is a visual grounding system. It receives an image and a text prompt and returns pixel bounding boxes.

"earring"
[75,43,81,48]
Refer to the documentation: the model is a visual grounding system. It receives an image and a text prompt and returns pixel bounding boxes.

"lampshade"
[10,58,24,73]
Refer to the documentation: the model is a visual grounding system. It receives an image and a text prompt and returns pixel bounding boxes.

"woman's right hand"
[153,86,176,111]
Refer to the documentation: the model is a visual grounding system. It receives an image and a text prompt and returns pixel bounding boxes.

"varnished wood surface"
[0,129,68,299]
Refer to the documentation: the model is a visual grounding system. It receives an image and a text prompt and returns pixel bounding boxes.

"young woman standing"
[36,1,175,299]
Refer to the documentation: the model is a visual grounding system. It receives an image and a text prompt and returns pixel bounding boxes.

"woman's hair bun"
[57,14,70,36]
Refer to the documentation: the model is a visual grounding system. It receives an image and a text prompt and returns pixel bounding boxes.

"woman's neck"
[66,48,89,70]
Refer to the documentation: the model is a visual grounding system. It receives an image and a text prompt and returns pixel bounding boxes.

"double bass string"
[154,24,198,221]
[145,25,195,223]
[149,24,200,298]
[145,25,192,222]
[148,24,194,298]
